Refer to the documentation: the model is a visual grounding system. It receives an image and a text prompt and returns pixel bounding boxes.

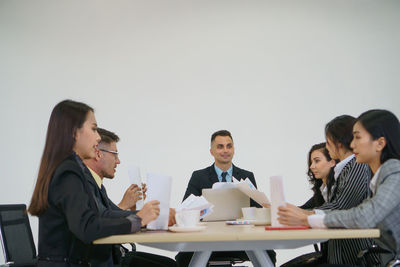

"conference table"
[94,222,380,267]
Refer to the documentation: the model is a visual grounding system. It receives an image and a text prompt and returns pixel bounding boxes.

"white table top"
[94,221,380,245]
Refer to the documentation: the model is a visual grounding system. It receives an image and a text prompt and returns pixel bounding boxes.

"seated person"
[279,110,400,265]
[176,130,276,266]
[279,115,380,265]
[84,127,177,267]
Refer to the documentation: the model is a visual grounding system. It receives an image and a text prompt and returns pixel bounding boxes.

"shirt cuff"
[308,214,327,229]
[314,209,325,215]
[126,214,142,233]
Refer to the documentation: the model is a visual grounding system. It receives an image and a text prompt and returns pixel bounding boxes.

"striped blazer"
[317,157,380,265]
[325,159,400,261]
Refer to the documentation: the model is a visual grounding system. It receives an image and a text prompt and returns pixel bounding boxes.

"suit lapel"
[208,164,219,186]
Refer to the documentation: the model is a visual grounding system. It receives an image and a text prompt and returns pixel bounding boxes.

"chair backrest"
[0,204,37,266]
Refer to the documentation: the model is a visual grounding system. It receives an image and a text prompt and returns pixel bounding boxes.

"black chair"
[0,204,37,267]
[357,244,400,267]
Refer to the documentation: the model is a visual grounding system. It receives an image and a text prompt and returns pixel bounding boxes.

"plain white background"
[1,1,400,265]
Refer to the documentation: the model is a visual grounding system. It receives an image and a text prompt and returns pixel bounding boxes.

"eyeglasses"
[99,148,119,159]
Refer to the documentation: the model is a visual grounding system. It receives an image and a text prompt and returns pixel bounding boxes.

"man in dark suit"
[176,130,276,267]
[84,128,177,267]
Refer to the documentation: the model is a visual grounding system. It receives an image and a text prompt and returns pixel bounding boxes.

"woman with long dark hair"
[279,115,380,265]
[29,100,160,266]
[278,109,400,266]
[301,143,336,209]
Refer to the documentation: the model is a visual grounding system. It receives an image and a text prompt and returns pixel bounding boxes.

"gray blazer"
[324,158,400,260]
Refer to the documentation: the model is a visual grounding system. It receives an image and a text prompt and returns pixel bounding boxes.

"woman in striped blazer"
[283,115,380,265]
[278,109,400,266]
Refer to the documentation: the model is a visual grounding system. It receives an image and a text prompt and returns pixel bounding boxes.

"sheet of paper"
[211,182,236,190]
[145,173,172,230]
[127,165,143,209]
[235,181,270,206]
[176,194,214,219]
[270,176,286,227]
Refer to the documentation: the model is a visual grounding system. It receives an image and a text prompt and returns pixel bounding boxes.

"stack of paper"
[176,194,214,219]
[211,177,270,206]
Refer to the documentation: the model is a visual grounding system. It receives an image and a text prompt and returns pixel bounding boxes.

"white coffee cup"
[175,210,200,228]
[255,208,271,223]
[242,207,256,220]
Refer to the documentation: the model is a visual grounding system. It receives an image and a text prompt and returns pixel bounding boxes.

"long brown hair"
[28,100,93,216]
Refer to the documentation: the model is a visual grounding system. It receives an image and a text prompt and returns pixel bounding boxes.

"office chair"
[357,244,400,267]
[0,204,37,267]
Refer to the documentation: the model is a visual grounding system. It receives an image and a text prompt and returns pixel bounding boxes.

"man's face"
[98,141,120,179]
[210,135,234,165]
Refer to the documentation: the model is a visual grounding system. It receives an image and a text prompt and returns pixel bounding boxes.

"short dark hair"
[325,115,356,151]
[97,128,119,144]
[357,109,400,163]
[211,130,233,144]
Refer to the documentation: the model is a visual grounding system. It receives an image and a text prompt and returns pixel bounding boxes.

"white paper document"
[176,194,214,219]
[145,173,172,230]
[270,176,286,227]
[212,177,270,206]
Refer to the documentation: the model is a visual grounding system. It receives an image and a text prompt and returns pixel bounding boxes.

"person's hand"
[136,200,160,226]
[277,203,309,226]
[168,208,176,226]
[118,184,142,210]
[141,183,147,200]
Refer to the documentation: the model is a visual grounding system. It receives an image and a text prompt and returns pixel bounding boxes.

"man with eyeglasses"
[83,128,177,267]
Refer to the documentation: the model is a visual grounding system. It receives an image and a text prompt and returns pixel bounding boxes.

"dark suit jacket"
[183,163,260,207]
[83,167,135,267]
[37,154,133,267]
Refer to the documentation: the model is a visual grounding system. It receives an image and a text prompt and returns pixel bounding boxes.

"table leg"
[246,250,274,267]
[189,251,212,267]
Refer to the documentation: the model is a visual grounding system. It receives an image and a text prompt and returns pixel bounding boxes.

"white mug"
[175,210,200,228]
[241,207,256,220]
[255,208,271,223]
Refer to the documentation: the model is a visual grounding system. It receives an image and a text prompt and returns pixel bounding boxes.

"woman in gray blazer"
[278,109,400,266]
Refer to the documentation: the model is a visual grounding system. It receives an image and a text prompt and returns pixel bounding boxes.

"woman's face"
[351,121,383,164]
[309,149,336,180]
[73,111,101,159]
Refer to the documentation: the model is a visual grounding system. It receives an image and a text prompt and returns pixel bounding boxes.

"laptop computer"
[202,187,250,221]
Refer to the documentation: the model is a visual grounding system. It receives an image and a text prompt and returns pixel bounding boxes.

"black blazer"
[183,163,260,207]
[83,167,135,266]
[37,154,133,267]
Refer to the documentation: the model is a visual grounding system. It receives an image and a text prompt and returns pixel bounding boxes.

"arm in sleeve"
[183,172,202,201]
[318,164,370,211]
[300,196,315,210]
[324,171,400,228]
[51,171,136,243]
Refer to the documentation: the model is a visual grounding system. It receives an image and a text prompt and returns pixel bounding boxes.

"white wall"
[1,0,400,265]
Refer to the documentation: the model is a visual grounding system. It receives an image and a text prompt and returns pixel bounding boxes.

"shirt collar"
[369,166,381,195]
[214,164,233,182]
[88,167,103,189]
[334,154,355,180]
[320,183,328,202]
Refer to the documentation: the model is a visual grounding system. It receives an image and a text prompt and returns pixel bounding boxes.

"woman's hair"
[357,109,400,164]
[28,100,94,216]
[307,143,336,207]
[325,115,357,152]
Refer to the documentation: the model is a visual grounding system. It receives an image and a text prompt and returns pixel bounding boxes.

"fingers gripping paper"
[270,176,286,227]
[146,173,172,230]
